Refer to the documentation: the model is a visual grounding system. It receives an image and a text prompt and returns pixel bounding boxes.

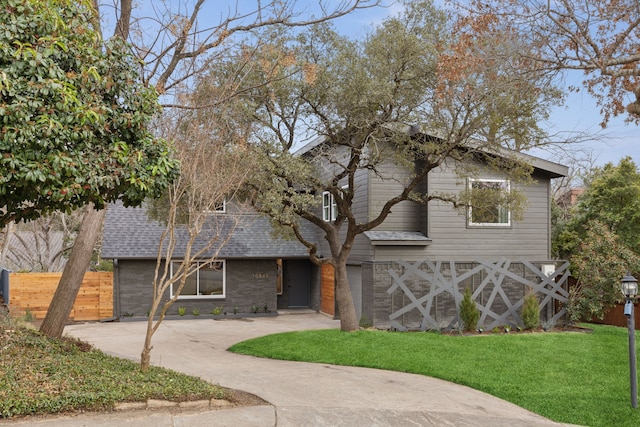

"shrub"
[569,221,640,321]
[522,292,540,330]
[459,287,480,332]
[359,314,372,329]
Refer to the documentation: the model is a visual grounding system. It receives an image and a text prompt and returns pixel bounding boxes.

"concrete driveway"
[12,313,579,426]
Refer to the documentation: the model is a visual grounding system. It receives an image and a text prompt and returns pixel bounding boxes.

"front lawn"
[230,324,640,427]
[0,319,227,418]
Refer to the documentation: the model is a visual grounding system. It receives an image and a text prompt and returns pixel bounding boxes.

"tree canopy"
[556,157,640,258]
[554,157,640,320]
[453,0,640,126]
[0,0,178,227]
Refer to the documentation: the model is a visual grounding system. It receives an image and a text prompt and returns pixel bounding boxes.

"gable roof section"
[101,202,312,260]
[293,127,568,178]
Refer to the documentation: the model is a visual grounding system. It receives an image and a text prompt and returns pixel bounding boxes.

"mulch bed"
[440,323,592,336]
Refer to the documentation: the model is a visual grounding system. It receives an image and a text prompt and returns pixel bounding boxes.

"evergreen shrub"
[522,292,540,330]
[459,287,480,332]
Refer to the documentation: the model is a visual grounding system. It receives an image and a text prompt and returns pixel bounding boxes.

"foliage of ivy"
[0,321,225,418]
[0,0,178,226]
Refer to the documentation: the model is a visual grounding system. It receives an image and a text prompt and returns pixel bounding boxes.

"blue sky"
[107,0,636,168]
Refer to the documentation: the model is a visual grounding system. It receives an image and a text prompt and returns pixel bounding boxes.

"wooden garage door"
[320,264,335,316]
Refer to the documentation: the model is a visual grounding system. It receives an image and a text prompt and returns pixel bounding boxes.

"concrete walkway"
[5,313,579,426]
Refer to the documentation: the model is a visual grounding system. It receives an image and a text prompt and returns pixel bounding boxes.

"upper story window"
[170,260,225,299]
[322,191,337,222]
[467,178,511,227]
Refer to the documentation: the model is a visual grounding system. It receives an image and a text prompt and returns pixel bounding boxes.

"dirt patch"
[221,387,271,407]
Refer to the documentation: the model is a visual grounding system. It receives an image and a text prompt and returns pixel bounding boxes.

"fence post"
[0,268,10,308]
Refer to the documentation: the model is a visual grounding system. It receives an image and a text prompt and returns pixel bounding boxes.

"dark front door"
[284,260,310,307]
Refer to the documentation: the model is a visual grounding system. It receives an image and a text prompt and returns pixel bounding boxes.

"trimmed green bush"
[459,287,480,332]
[522,292,540,330]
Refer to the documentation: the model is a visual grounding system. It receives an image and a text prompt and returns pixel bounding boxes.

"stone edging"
[114,398,232,412]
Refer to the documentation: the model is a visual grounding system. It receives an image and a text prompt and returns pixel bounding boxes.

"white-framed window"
[467,178,511,227]
[170,260,225,298]
[205,199,226,213]
[214,199,226,213]
[322,191,337,222]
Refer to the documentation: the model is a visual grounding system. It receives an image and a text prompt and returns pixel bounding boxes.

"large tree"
[1,0,179,338]
[554,158,640,320]
[452,0,640,126]
[568,220,640,321]
[11,0,378,337]
[0,0,176,226]
[556,157,640,258]
[209,0,563,331]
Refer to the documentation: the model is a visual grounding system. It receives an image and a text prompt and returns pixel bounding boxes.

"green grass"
[230,324,640,427]
[0,317,226,418]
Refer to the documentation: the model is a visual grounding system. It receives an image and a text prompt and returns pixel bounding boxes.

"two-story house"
[102,143,569,330]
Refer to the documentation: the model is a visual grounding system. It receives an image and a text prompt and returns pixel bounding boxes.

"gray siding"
[421,163,552,261]
[356,158,553,262]
[368,160,423,231]
[347,167,373,262]
[346,159,427,264]
[114,259,279,317]
[347,265,363,319]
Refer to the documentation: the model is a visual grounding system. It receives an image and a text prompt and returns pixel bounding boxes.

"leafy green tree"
[0,0,177,226]
[556,157,640,259]
[568,221,640,321]
[211,0,562,331]
[0,0,178,338]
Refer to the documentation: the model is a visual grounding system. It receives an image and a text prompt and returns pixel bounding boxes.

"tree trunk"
[140,324,153,372]
[0,221,15,267]
[334,260,358,331]
[141,291,163,371]
[40,205,105,338]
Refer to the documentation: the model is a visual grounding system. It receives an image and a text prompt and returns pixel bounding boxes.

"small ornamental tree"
[140,103,254,371]
[459,287,480,332]
[521,291,540,330]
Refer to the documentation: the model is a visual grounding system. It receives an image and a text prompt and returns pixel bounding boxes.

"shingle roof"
[101,202,312,259]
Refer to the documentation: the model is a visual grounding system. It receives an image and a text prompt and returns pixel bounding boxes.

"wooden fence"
[8,272,113,321]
